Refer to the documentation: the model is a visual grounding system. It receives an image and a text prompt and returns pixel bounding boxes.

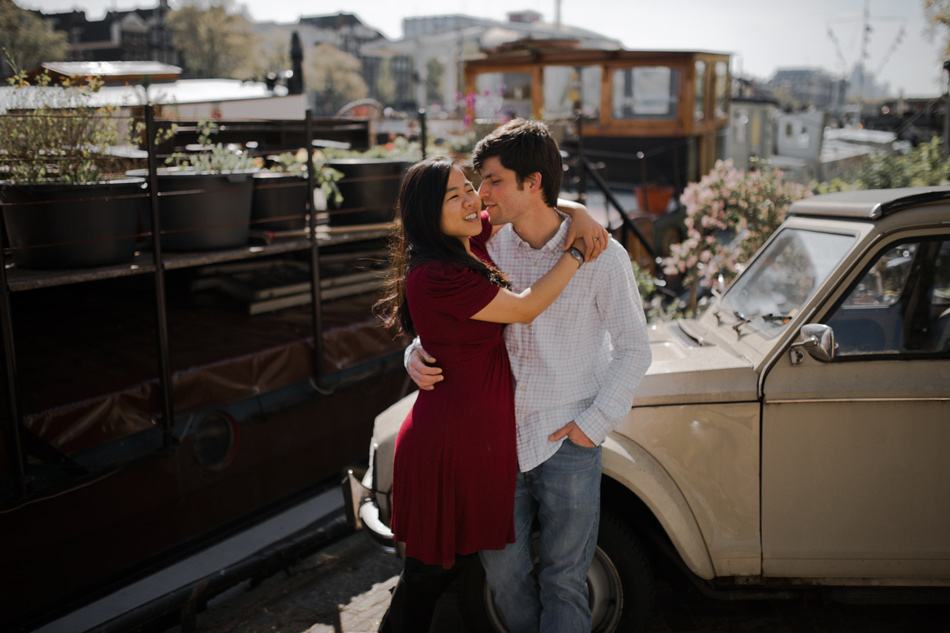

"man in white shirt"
[407,119,651,633]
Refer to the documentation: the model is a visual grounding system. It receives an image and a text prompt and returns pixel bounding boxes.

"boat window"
[694,60,706,122]
[543,65,602,120]
[474,72,533,120]
[714,61,729,119]
[611,66,680,120]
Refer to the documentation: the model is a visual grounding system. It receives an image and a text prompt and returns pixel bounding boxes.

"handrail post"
[0,213,29,497]
[145,104,177,448]
[582,156,661,275]
[637,151,650,214]
[306,110,326,385]
[575,110,586,206]
[418,108,427,159]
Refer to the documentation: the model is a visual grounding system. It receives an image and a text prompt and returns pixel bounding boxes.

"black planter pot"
[133,169,256,251]
[326,159,411,227]
[251,173,308,231]
[1,178,146,269]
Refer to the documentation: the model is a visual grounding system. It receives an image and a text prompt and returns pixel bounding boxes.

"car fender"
[602,433,716,580]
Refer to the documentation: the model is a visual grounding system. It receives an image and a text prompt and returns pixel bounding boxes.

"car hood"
[633,319,760,407]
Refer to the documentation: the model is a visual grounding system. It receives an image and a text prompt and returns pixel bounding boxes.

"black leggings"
[378,553,477,633]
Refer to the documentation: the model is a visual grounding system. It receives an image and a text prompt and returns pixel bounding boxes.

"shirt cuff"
[574,405,619,447]
[404,336,422,370]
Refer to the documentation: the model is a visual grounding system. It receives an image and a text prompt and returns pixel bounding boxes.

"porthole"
[192,410,239,471]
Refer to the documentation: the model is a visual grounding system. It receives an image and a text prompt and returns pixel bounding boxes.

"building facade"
[40,0,177,65]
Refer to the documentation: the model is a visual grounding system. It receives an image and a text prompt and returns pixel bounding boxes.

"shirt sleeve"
[409,261,500,322]
[573,244,652,446]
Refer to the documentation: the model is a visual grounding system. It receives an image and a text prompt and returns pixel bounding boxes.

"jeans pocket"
[565,437,598,451]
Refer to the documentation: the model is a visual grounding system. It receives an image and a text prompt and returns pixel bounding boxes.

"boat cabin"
[463,43,731,192]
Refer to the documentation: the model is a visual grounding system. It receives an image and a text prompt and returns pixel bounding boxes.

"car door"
[760,231,950,581]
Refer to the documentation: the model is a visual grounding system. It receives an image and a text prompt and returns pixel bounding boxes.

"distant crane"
[826,0,905,101]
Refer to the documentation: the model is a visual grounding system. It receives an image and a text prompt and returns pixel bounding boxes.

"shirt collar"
[513,209,571,253]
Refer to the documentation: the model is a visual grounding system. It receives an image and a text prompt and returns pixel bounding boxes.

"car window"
[720,228,854,338]
[825,237,950,356]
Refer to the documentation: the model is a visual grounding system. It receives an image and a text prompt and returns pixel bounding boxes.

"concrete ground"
[165,530,949,633]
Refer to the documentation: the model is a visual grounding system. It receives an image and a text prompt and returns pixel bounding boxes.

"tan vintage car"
[344,187,950,632]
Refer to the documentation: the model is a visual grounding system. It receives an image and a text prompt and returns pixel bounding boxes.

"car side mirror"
[711,273,725,300]
[789,323,836,364]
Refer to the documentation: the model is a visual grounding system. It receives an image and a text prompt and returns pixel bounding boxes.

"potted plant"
[322,138,420,227]
[130,119,261,251]
[251,148,343,232]
[0,68,147,269]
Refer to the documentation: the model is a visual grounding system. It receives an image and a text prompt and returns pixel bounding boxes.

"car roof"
[789,186,950,220]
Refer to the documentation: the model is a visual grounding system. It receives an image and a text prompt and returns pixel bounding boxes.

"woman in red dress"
[375,157,589,633]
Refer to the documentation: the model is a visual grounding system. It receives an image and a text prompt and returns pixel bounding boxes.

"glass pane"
[828,239,950,355]
[542,65,602,119]
[722,229,855,338]
[694,60,706,122]
[473,72,532,120]
[611,66,680,120]
[715,61,728,119]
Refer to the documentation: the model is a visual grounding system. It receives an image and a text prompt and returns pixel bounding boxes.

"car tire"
[457,511,655,633]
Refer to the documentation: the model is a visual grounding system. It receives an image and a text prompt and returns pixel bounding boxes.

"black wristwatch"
[566,246,585,267]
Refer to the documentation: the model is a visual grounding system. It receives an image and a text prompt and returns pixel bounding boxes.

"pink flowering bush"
[662,159,811,312]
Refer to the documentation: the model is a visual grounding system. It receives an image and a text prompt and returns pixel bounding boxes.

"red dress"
[391,214,517,567]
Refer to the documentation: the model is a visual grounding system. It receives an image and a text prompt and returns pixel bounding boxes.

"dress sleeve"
[409,261,500,322]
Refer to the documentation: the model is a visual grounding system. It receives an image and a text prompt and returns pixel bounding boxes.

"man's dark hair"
[471,118,563,207]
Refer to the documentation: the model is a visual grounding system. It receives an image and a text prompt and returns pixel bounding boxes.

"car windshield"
[719,228,855,338]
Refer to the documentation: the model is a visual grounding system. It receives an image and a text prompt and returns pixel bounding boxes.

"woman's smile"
[440,167,482,241]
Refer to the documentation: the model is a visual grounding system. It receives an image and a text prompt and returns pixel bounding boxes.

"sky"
[20,0,949,97]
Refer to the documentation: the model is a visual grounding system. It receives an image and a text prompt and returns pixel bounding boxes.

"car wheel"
[457,511,655,633]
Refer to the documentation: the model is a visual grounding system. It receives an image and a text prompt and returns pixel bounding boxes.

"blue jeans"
[480,440,602,633]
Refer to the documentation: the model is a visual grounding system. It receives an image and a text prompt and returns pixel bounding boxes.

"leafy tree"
[426,57,445,107]
[306,42,367,115]
[925,0,950,59]
[166,0,259,79]
[375,57,397,105]
[0,0,69,78]
[769,85,802,112]
[815,136,950,192]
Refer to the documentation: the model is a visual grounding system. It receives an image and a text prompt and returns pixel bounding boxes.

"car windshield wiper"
[731,310,793,335]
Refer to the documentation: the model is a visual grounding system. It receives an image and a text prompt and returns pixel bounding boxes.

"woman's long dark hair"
[376,156,509,336]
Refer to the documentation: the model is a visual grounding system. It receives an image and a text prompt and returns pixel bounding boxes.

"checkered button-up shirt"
[488,213,651,471]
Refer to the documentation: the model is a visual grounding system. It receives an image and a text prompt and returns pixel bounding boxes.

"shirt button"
[525,356,531,361]
[533,262,538,266]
